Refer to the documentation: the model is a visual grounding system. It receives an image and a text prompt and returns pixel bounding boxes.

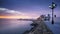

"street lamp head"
[52,2,56,8]
[49,2,56,9]
[49,5,53,9]
[53,3,56,7]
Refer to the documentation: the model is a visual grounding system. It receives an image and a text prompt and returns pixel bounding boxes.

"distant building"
[37,14,51,21]
[40,14,51,21]
[40,15,46,21]
[47,14,50,20]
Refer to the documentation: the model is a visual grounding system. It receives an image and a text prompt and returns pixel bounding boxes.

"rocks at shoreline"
[23,20,38,34]
[23,20,53,34]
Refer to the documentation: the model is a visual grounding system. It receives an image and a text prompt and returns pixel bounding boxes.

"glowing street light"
[49,2,57,24]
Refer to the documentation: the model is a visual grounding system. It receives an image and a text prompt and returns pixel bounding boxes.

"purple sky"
[0,0,60,18]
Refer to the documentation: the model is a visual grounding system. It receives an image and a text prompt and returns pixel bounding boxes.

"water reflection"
[0,19,33,34]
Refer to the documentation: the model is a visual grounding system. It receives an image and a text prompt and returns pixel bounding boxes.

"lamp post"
[49,2,56,24]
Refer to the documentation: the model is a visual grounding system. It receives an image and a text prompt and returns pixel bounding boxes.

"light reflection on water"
[0,19,33,34]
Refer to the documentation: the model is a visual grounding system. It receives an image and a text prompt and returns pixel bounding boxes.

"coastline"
[23,20,53,34]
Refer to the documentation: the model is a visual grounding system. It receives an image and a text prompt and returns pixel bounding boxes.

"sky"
[0,0,60,19]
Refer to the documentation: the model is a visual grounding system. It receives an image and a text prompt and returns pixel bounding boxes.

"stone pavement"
[28,20,53,34]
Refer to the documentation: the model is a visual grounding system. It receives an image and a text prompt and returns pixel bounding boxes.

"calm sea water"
[0,19,33,34]
[44,17,60,34]
[0,17,60,34]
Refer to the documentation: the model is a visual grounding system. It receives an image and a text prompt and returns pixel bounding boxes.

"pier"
[23,17,53,34]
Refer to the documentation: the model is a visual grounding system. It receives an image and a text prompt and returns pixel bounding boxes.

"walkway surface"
[29,20,53,34]
[24,19,53,34]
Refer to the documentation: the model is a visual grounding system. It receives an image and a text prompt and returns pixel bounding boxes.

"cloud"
[0,8,24,16]
[0,8,37,19]
[0,8,40,19]
[0,8,8,11]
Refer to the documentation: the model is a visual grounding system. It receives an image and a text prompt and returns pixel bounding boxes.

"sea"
[0,19,33,34]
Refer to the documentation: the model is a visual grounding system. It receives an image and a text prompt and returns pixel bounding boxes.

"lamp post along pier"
[49,2,57,24]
